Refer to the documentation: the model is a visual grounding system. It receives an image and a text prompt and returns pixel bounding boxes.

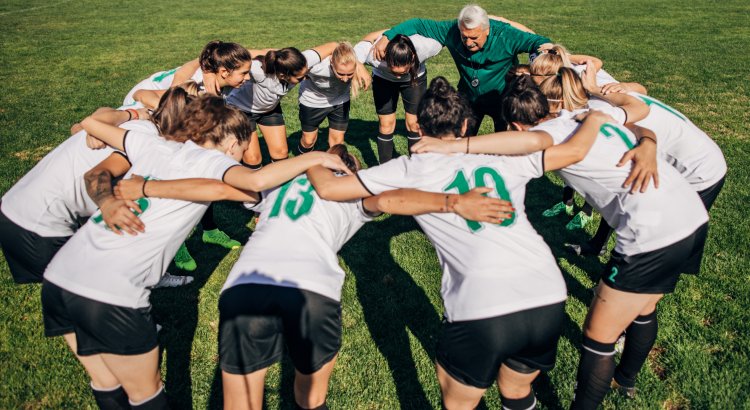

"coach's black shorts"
[299,101,350,132]
[219,284,341,375]
[372,74,427,115]
[603,223,709,294]
[0,209,70,284]
[698,176,725,212]
[468,99,506,136]
[436,301,565,389]
[245,103,285,132]
[41,280,158,356]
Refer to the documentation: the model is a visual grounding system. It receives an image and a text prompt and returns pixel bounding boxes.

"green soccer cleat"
[566,211,592,230]
[174,243,197,271]
[202,228,241,249]
[542,202,573,217]
[611,378,636,399]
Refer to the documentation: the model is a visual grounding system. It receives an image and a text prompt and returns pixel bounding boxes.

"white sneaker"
[156,324,162,332]
[154,273,194,289]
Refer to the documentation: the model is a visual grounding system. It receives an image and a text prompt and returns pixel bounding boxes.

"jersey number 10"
[443,167,516,232]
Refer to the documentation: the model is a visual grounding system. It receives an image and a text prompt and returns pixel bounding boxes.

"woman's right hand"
[580,59,600,95]
[574,109,616,126]
[410,137,461,154]
[99,197,145,235]
[202,72,222,95]
[450,187,515,223]
[371,36,389,61]
[317,152,355,176]
[86,133,107,150]
[114,175,146,201]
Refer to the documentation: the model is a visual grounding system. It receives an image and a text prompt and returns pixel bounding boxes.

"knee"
[379,117,396,134]
[123,378,163,403]
[243,150,262,165]
[269,146,289,161]
[405,116,419,131]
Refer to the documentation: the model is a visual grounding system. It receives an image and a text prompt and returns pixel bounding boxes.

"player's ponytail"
[167,96,252,147]
[416,76,476,138]
[505,64,531,86]
[327,144,362,173]
[149,86,194,137]
[501,75,550,127]
[331,41,363,99]
[264,48,306,80]
[530,44,572,76]
[199,40,252,74]
[539,67,588,112]
[385,35,420,87]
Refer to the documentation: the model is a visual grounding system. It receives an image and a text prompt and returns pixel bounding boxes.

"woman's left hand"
[86,133,107,150]
[317,153,354,175]
[114,175,147,200]
[618,138,659,193]
[410,137,460,154]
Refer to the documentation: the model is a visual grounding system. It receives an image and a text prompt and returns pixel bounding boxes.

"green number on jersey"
[153,68,178,83]
[600,123,635,149]
[636,95,688,122]
[443,166,516,232]
[269,177,316,221]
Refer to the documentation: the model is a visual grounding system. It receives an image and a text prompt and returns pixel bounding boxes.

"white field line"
[0,0,74,16]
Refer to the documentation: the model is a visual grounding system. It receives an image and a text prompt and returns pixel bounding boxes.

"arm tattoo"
[84,169,114,206]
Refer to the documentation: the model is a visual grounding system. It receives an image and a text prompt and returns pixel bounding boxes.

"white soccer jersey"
[298,54,363,108]
[354,35,443,83]
[44,135,240,309]
[0,121,158,238]
[120,67,205,110]
[221,173,375,302]
[571,64,619,88]
[227,50,322,114]
[530,111,709,256]
[357,153,567,322]
[627,92,727,191]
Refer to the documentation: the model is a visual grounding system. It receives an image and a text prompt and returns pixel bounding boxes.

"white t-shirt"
[221,173,375,302]
[0,121,158,238]
[354,35,443,83]
[298,54,363,108]
[227,50,322,114]
[530,111,709,256]
[356,153,567,322]
[44,135,240,309]
[120,67,205,110]
[628,93,727,191]
[571,64,619,88]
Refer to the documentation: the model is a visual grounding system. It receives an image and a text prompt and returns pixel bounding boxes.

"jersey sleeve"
[122,131,159,162]
[502,152,545,178]
[383,19,453,46]
[194,150,242,182]
[530,118,576,145]
[353,40,372,64]
[355,198,380,223]
[587,99,627,124]
[412,34,443,62]
[243,190,267,212]
[249,60,266,83]
[307,57,332,77]
[356,155,426,195]
[303,49,323,69]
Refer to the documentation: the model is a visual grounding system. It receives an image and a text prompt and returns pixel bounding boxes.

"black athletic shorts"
[372,74,427,115]
[41,280,159,356]
[468,99,506,136]
[603,222,710,294]
[0,209,70,284]
[245,103,285,132]
[299,101,350,132]
[219,284,341,375]
[698,176,725,212]
[436,301,565,389]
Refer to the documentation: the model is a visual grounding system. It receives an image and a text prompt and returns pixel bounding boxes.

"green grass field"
[1,0,749,408]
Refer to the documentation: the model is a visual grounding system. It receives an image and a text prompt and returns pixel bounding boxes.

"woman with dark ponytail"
[226,42,340,168]
[353,30,443,163]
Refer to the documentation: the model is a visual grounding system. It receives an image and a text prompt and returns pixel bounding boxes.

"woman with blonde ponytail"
[296,40,372,155]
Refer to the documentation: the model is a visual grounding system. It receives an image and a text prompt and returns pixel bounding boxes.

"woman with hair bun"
[305,76,617,410]
[353,30,443,163]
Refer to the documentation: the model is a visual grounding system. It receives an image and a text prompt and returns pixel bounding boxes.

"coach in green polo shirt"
[374,5,551,135]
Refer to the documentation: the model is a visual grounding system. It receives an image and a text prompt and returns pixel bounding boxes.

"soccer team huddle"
[0,4,727,410]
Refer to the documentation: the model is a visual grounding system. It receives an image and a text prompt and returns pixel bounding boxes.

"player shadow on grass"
[152,201,254,410]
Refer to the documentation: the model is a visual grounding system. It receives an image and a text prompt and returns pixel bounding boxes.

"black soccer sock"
[563,185,575,207]
[615,309,658,387]
[407,131,421,154]
[441,402,478,410]
[200,202,218,231]
[570,336,616,410]
[501,390,538,410]
[581,202,594,217]
[270,156,288,163]
[377,133,394,163]
[242,161,263,170]
[295,402,328,410]
[298,141,315,156]
[588,220,614,253]
[91,383,131,410]
[129,383,171,410]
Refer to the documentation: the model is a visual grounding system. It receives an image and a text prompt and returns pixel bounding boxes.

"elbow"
[212,183,232,201]
[313,183,335,200]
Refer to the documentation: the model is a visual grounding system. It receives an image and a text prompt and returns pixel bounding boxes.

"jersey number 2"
[443,167,515,232]
[269,177,315,221]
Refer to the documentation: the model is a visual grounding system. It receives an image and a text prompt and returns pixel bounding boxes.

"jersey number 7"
[443,166,516,232]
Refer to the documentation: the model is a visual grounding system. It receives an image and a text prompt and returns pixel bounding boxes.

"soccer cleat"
[611,378,636,399]
[566,211,592,230]
[156,324,162,332]
[564,242,608,256]
[615,333,626,354]
[174,243,197,271]
[154,273,194,289]
[202,228,241,249]
[542,202,574,217]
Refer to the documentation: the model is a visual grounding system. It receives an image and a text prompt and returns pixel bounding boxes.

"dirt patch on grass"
[648,345,667,380]
[14,147,53,161]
